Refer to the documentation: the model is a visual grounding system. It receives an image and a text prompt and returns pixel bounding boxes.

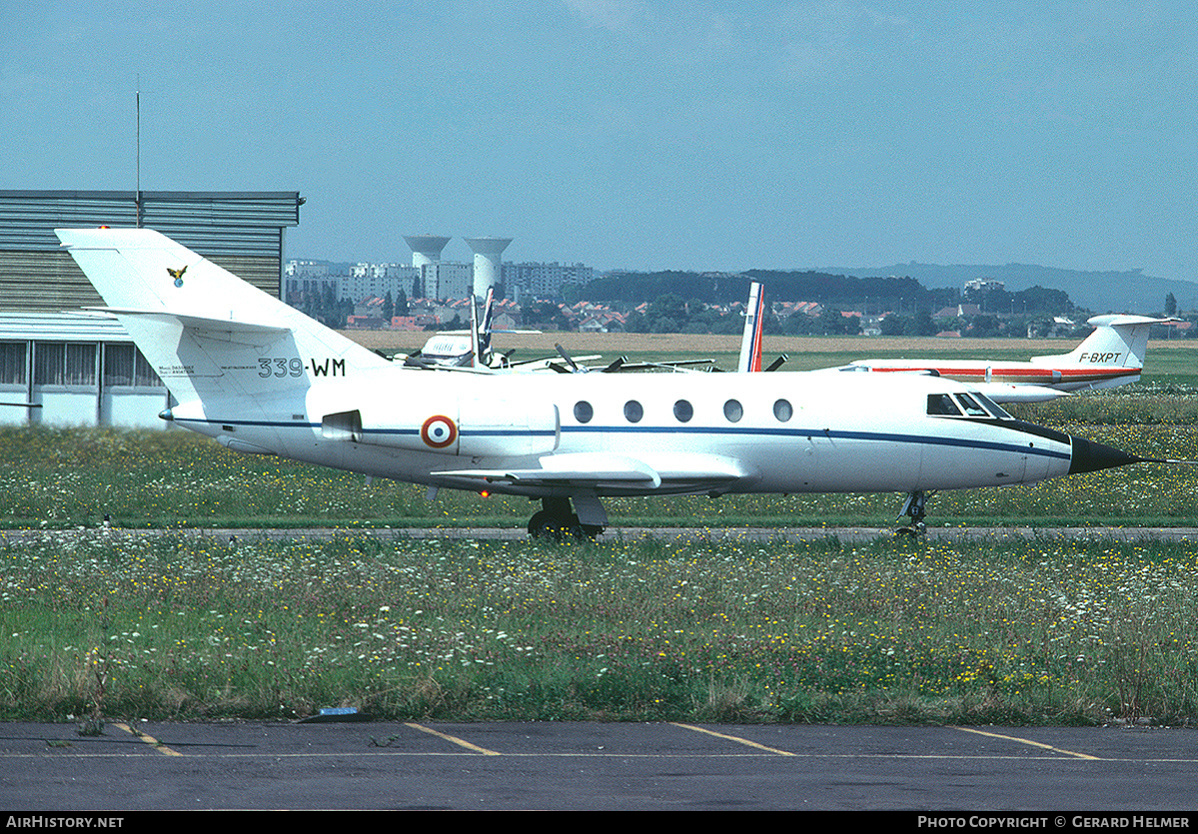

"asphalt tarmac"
[4,720,1198,811]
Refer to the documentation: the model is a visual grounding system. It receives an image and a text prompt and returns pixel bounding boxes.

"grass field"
[3,396,1196,531]
[3,334,1196,725]
[5,533,1197,725]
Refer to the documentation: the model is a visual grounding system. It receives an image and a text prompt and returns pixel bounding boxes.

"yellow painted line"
[111,722,184,757]
[671,723,796,756]
[405,722,501,756]
[953,726,1100,760]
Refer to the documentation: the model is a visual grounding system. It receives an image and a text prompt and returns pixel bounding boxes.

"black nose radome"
[1069,435,1140,475]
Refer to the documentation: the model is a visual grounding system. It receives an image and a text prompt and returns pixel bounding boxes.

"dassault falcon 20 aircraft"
[734,282,1177,402]
[837,314,1180,403]
[57,228,1160,538]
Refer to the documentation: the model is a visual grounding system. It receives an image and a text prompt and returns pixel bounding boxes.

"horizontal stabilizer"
[84,307,291,336]
[1031,314,1181,368]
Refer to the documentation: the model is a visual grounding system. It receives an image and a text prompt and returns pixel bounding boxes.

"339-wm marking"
[258,357,346,378]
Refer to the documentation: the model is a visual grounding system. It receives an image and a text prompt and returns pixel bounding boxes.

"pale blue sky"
[3,1,1195,281]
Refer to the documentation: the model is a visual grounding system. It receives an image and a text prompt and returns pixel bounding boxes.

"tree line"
[574,270,1080,336]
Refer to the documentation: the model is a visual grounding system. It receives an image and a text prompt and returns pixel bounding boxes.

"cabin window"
[927,394,962,416]
[773,399,793,422]
[573,401,593,423]
[723,399,743,422]
[673,399,693,422]
[624,400,643,423]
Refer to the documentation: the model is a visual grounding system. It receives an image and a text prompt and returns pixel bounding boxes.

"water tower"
[403,235,450,269]
[464,236,511,300]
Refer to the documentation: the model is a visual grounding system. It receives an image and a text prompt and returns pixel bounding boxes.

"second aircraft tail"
[1032,314,1179,371]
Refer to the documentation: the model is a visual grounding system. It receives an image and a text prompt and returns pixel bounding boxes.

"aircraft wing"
[430,452,753,492]
[608,358,716,372]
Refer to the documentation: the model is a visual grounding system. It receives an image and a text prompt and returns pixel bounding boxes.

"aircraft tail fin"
[737,281,765,373]
[480,287,495,344]
[469,287,495,368]
[55,227,392,406]
[1032,314,1179,370]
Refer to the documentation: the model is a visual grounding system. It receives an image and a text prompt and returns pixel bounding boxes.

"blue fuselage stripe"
[176,417,1071,461]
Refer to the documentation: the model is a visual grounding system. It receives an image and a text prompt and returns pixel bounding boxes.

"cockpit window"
[927,394,962,416]
[955,393,989,417]
[928,391,1013,420]
[971,392,1012,419]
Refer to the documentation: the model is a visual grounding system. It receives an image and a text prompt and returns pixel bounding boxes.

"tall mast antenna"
[135,77,142,227]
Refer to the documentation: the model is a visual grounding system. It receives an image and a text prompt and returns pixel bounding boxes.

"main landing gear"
[527,496,606,542]
[896,490,934,536]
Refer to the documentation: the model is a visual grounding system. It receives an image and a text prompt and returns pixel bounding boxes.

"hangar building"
[0,190,302,427]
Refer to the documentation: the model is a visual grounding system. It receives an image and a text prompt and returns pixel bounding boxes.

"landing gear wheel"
[579,524,604,540]
[895,490,933,537]
[527,497,605,542]
[528,510,572,542]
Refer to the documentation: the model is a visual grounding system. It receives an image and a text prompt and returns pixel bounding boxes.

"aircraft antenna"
[135,77,142,227]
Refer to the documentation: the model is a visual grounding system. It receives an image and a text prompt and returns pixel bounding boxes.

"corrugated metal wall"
[0,191,301,311]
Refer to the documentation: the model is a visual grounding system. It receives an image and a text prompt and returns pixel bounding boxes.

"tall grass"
[3,391,1198,531]
[4,395,1197,726]
[4,533,1196,724]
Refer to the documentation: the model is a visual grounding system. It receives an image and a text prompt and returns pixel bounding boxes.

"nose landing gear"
[896,490,933,536]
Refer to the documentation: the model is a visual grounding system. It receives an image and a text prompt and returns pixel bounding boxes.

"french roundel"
[421,415,457,449]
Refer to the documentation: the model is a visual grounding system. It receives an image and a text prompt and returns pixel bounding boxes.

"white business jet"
[838,314,1179,403]
[398,288,558,371]
[734,283,1175,402]
[57,228,1154,538]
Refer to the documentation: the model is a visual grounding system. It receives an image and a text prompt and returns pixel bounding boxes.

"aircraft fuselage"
[166,368,1096,500]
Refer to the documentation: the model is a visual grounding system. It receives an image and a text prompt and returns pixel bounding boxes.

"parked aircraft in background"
[398,288,710,375]
[735,281,787,373]
[734,282,1175,401]
[738,281,766,372]
[398,288,547,371]
[58,228,1164,538]
[839,314,1180,402]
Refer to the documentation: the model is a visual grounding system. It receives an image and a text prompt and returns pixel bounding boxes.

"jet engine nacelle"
[320,397,559,457]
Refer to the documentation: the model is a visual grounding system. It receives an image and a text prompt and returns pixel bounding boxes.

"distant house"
[347,296,388,328]
[391,314,438,331]
[578,311,627,333]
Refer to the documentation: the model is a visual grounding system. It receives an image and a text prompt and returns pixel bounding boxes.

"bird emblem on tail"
[168,265,187,287]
